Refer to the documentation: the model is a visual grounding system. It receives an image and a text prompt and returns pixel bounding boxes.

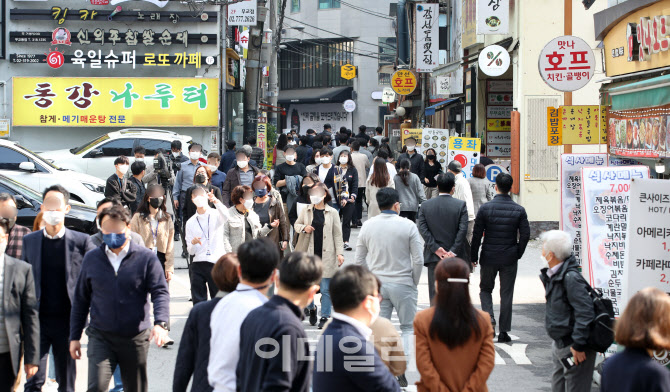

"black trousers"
[156,252,171,330]
[480,263,518,333]
[190,262,218,305]
[86,327,150,392]
[25,316,75,392]
[176,193,187,256]
[354,187,366,221]
[0,352,15,392]
[399,211,417,222]
[340,202,356,242]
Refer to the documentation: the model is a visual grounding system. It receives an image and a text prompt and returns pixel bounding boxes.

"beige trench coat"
[294,204,344,278]
[365,177,396,219]
[130,212,175,273]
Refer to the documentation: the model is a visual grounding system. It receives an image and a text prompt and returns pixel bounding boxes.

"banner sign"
[415,3,439,73]
[487,105,512,119]
[287,103,352,135]
[462,0,480,49]
[9,8,213,23]
[486,144,511,157]
[10,30,215,47]
[486,118,511,132]
[256,122,267,168]
[547,105,608,146]
[10,51,214,69]
[539,35,595,92]
[13,77,219,127]
[421,128,449,170]
[477,0,508,35]
[581,165,650,316]
[402,128,424,154]
[448,136,481,178]
[609,105,670,158]
[487,131,511,145]
[560,154,607,271]
[488,92,513,105]
[228,0,257,26]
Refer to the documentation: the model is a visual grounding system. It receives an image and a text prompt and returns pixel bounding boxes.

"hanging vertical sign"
[256,122,267,168]
[415,3,439,73]
[477,0,508,35]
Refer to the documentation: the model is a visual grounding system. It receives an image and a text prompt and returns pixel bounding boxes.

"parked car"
[0,139,106,206]
[40,129,195,180]
[0,174,97,234]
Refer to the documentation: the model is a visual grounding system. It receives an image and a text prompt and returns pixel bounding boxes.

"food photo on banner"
[608,105,670,158]
[447,136,480,178]
[421,128,449,170]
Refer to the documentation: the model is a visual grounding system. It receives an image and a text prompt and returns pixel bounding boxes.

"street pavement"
[19,219,600,392]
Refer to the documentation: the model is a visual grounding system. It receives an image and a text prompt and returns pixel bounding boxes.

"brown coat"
[294,204,344,278]
[414,307,495,392]
[130,212,175,273]
[370,317,407,376]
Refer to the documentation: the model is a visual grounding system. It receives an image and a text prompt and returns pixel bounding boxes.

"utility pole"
[267,0,279,130]
[219,1,227,154]
[563,0,573,154]
[243,0,268,144]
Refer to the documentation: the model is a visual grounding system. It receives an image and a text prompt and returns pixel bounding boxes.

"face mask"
[103,232,127,249]
[207,164,218,172]
[310,195,324,205]
[237,160,248,169]
[427,154,436,160]
[189,152,200,160]
[135,157,144,162]
[255,188,268,198]
[286,155,296,162]
[368,295,381,326]
[321,157,331,165]
[193,196,209,208]
[117,164,129,175]
[195,173,207,184]
[339,157,348,165]
[540,254,550,268]
[288,141,296,146]
[149,197,163,209]
[43,210,65,226]
[243,199,254,210]
[406,145,416,152]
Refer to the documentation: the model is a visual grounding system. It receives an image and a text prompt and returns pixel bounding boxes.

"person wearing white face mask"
[273,145,307,215]
[395,137,424,180]
[21,185,93,392]
[125,146,158,186]
[104,155,138,209]
[223,185,271,255]
[335,150,358,251]
[221,149,260,207]
[173,143,203,254]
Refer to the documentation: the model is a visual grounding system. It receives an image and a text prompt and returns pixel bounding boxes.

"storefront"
[278,87,354,133]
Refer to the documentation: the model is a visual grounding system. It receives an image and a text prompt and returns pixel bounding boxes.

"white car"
[0,139,106,206]
[41,129,194,180]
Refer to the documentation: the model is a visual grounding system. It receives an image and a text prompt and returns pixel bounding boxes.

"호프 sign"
[539,35,595,92]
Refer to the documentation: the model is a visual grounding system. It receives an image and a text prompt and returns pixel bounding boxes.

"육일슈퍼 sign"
[415,3,439,73]
[477,0,508,35]
[448,136,481,178]
[13,77,218,127]
[539,35,595,92]
[581,165,650,316]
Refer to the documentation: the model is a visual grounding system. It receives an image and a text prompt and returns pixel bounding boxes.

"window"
[139,139,172,156]
[291,0,300,12]
[279,40,354,89]
[378,37,397,85]
[319,0,340,9]
[0,146,30,171]
[99,139,135,157]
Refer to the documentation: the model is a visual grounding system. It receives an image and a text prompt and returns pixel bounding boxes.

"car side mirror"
[87,148,103,158]
[14,195,33,210]
[18,161,37,172]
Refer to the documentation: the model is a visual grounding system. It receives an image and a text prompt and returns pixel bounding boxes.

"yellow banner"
[486,118,511,132]
[547,107,562,146]
[401,128,423,147]
[560,105,607,145]
[448,136,480,151]
[13,77,219,127]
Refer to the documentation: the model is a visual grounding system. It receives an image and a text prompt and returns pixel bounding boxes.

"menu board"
[560,154,607,272]
[609,105,670,158]
[448,136,481,178]
[421,128,450,170]
[561,106,607,145]
[581,166,649,316]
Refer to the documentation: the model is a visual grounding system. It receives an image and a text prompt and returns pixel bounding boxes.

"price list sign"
[581,166,649,316]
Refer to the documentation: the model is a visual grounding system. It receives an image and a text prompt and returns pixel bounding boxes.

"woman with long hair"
[306,149,321,173]
[251,174,289,256]
[223,185,272,253]
[335,150,358,250]
[422,148,443,200]
[366,157,395,218]
[469,163,494,216]
[414,258,495,392]
[394,158,426,222]
[273,133,289,167]
[601,287,670,392]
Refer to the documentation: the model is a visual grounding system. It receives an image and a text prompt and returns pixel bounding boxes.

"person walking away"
[0,219,39,392]
[296,136,313,166]
[417,173,468,303]
[370,278,407,380]
[294,183,344,329]
[320,123,336,149]
[69,205,170,392]
[236,252,323,392]
[355,188,423,387]
[252,175,289,257]
[601,287,670,392]
[126,146,158,187]
[173,143,203,244]
[104,156,137,209]
[312,265,400,392]
[208,239,279,392]
[366,158,395,219]
[356,125,370,144]
[394,158,426,222]
[22,185,92,392]
[472,173,530,342]
[207,153,227,193]
[396,137,424,180]
[414,258,495,392]
[221,149,260,207]
[88,198,144,249]
[0,193,31,259]
[173,254,240,392]
[130,185,175,346]
[332,134,351,164]
[128,161,146,215]
[367,149,397,180]
[350,141,371,228]
[539,230,597,391]
[223,186,272,253]
[335,150,358,251]
[447,160,476,263]
[246,136,265,169]
[422,148,442,200]
[218,140,237,174]
[373,127,384,145]
[185,188,230,304]
[469,163,494,216]
[273,145,307,214]
[273,134,289,168]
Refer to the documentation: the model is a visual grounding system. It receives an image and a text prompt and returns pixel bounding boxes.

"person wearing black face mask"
[181,166,223,259]
[252,175,288,258]
[0,193,31,259]
[423,148,443,200]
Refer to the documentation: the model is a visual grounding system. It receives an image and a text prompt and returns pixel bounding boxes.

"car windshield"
[0,175,43,202]
[15,143,61,170]
[71,134,110,155]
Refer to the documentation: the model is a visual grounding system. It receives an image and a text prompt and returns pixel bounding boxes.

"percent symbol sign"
[487,51,502,67]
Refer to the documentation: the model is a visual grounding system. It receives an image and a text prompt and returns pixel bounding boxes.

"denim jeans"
[379,282,417,358]
[319,278,332,317]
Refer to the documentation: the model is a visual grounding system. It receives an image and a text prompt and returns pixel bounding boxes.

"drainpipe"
[397,0,410,66]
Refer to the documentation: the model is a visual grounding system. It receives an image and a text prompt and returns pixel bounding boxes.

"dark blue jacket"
[69,242,170,340]
[21,228,92,307]
[218,150,236,174]
[313,318,400,392]
[237,296,310,392]
[173,296,223,392]
[601,348,670,392]
[210,170,227,194]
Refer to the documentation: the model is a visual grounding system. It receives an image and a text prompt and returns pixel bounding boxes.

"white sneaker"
[43,379,59,392]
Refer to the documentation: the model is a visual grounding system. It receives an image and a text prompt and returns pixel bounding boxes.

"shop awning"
[278,87,353,104]
[425,98,460,116]
[609,74,670,111]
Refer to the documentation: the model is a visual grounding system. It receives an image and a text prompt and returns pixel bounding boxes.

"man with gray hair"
[539,230,596,392]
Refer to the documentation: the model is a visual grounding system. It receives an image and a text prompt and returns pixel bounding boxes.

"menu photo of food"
[660,115,667,152]
[638,118,647,149]
[609,118,616,148]
[627,119,635,148]
[651,117,661,151]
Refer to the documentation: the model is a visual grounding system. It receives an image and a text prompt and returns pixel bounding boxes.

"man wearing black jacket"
[471,173,530,343]
[69,205,170,392]
[395,137,424,179]
[104,156,137,208]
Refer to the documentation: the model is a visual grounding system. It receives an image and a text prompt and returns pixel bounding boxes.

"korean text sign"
[391,70,417,95]
[624,178,670,312]
[547,106,607,145]
[415,3,439,73]
[256,122,267,168]
[539,36,595,92]
[560,154,607,273]
[447,136,481,178]
[13,77,218,127]
[477,0,508,35]
[228,0,257,26]
[402,128,424,154]
[421,128,449,170]
[581,166,649,316]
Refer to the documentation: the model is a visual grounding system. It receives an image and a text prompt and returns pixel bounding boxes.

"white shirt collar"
[43,226,66,239]
[547,262,564,278]
[331,312,372,341]
[105,241,131,273]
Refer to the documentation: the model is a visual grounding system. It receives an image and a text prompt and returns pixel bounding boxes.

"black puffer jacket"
[540,255,594,351]
[471,194,530,266]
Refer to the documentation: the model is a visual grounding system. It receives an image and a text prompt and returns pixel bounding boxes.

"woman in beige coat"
[366,157,395,219]
[294,182,344,329]
[223,185,272,253]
